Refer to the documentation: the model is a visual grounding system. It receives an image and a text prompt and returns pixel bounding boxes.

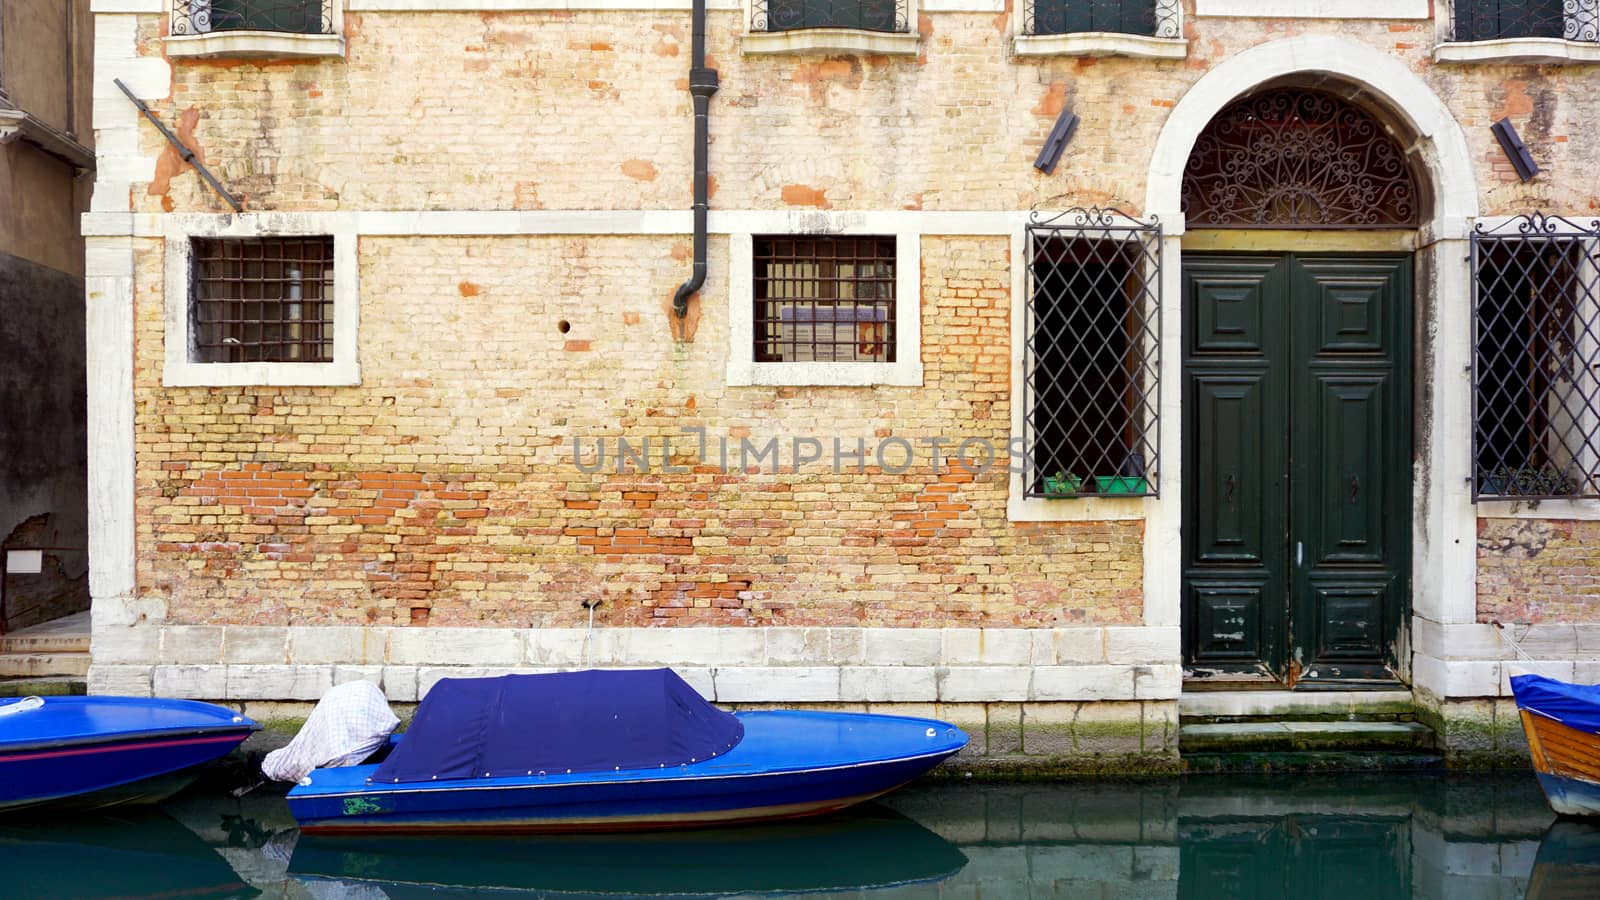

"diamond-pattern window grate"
[1025,209,1162,499]
[1472,213,1600,501]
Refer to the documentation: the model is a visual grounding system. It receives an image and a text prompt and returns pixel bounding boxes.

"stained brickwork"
[110,7,1600,644]
[135,235,1142,626]
[130,13,1600,217]
[1477,518,1600,624]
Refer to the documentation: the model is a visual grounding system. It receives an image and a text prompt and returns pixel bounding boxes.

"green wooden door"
[1182,254,1411,687]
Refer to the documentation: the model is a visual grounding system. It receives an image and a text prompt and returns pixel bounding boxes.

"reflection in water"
[7,773,1600,898]
[289,804,967,896]
[0,811,258,900]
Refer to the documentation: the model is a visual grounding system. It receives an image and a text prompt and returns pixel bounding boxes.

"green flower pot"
[1094,475,1148,495]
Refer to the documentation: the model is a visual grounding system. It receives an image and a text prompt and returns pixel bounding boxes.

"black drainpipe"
[672,0,719,320]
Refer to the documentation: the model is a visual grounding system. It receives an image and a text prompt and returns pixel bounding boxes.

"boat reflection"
[0,811,258,900]
[1527,821,1600,899]
[289,802,968,897]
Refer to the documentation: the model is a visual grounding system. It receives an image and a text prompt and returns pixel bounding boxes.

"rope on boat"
[1491,621,1563,679]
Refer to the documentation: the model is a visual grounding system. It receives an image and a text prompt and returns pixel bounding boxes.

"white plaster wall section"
[85,11,171,671]
[160,214,362,386]
[85,209,1027,239]
[1195,0,1429,18]
[1411,239,1479,629]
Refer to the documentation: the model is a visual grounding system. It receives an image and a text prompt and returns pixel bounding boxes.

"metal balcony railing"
[1024,0,1181,38]
[752,0,908,33]
[1450,0,1599,43]
[173,1,333,36]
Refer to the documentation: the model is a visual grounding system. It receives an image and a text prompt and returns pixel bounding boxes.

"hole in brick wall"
[558,320,571,334]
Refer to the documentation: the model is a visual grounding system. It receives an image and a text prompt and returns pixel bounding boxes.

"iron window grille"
[752,0,908,33]
[753,236,897,364]
[1472,213,1600,501]
[1024,0,1180,38]
[1024,209,1162,498]
[1449,0,1599,43]
[190,236,335,364]
[173,1,334,35]
[1181,88,1421,230]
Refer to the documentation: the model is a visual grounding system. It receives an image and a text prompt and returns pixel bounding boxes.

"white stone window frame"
[740,0,921,56]
[1012,0,1187,60]
[727,219,922,388]
[1434,0,1600,65]
[167,0,346,59]
[163,215,360,387]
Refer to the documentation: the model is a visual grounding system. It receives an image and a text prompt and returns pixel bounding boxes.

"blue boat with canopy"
[287,668,967,833]
[1511,673,1600,817]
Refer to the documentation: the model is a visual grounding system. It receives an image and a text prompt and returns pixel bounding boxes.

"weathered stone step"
[0,652,91,678]
[1180,690,1415,722]
[0,634,90,655]
[0,676,86,697]
[1180,720,1436,754]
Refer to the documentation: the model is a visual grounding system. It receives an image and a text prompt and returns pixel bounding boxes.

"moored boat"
[286,668,967,834]
[1511,674,1600,817]
[0,695,259,812]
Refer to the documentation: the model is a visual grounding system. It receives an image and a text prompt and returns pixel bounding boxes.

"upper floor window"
[1025,0,1181,38]
[1472,214,1600,501]
[754,0,906,33]
[1453,0,1598,43]
[174,1,334,36]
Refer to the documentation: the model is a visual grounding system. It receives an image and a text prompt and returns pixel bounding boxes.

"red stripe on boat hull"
[0,731,251,764]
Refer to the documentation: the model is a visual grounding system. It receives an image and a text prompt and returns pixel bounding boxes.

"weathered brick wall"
[132,12,1600,216]
[1477,518,1600,624]
[134,234,1143,627]
[122,8,1600,633]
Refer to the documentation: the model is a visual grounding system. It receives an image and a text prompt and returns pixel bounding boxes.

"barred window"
[174,1,334,36]
[1025,0,1180,37]
[1024,210,1162,498]
[754,0,907,33]
[1452,0,1598,43]
[190,236,335,364]
[753,236,896,364]
[1472,214,1600,500]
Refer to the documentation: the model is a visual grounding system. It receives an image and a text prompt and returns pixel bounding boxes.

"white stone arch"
[1141,35,1482,696]
[1145,35,1479,235]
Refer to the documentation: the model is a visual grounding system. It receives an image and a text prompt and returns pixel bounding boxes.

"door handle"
[1224,473,1236,505]
[1349,475,1360,503]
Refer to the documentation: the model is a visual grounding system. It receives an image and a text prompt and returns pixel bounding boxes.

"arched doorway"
[1178,84,1425,688]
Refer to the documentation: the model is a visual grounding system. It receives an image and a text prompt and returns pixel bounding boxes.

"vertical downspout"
[672,0,719,320]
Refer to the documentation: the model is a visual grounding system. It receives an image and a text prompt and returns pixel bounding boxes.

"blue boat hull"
[0,696,258,812]
[290,711,967,834]
[1536,772,1600,818]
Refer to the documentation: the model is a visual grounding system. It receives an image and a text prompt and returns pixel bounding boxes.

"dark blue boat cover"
[1511,674,1600,735]
[371,669,743,784]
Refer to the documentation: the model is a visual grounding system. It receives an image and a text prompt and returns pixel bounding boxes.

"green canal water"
[4,773,1599,898]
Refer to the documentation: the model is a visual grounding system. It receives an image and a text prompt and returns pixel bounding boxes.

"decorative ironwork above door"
[1181,89,1420,230]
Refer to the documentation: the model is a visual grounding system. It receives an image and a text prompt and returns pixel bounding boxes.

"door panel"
[1191,375,1270,564]
[1182,258,1289,679]
[1183,254,1410,688]
[1290,257,1411,685]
